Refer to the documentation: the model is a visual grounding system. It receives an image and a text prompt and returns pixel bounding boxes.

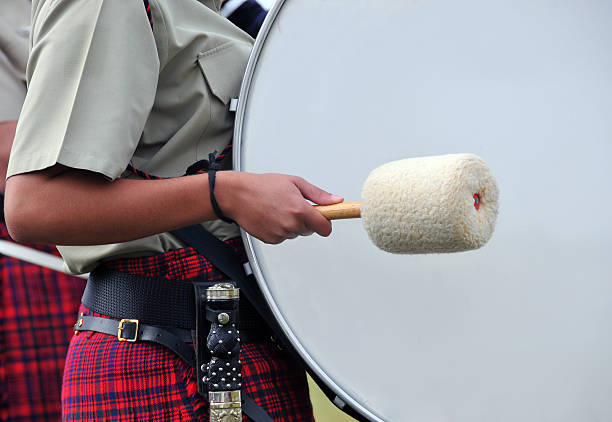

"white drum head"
[234,1,612,421]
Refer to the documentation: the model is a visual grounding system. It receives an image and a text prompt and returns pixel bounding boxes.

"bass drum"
[233,1,612,421]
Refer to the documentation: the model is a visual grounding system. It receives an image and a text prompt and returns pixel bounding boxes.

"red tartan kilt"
[61,239,314,422]
[0,223,86,422]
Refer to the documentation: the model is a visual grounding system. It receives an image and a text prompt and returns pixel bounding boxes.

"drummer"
[5,0,342,420]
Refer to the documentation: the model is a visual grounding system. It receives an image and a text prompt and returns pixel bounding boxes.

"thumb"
[293,177,344,205]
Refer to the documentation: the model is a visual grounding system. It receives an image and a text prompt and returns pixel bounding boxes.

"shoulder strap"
[170,225,281,335]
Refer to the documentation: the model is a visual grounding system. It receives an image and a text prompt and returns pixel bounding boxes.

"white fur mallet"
[314,153,499,254]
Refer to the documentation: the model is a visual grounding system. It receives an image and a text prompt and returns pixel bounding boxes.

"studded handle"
[205,284,242,422]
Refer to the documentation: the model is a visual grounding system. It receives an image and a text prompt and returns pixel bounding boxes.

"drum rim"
[233,1,382,420]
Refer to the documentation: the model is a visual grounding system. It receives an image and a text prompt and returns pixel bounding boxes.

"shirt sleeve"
[7,0,160,180]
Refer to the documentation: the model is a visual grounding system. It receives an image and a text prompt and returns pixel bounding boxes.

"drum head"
[234,1,612,421]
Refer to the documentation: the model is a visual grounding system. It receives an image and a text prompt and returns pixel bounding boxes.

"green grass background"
[308,376,357,421]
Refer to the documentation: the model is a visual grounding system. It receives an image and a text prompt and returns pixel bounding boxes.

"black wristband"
[208,153,236,224]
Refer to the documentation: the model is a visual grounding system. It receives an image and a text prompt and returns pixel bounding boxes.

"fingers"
[259,225,309,244]
[290,177,339,238]
[292,177,344,206]
[291,177,340,237]
[262,205,328,243]
[279,214,315,239]
[301,205,333,238]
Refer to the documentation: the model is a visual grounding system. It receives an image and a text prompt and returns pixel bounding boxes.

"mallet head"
[361,153,499,254]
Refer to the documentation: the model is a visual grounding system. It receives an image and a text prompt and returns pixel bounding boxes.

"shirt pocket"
[197,41,252,106]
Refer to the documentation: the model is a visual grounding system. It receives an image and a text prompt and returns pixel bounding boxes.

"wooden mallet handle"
[314,202,361,220]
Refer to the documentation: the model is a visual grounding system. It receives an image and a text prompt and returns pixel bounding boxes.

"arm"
[4,166,343,245]
[5,0,343,245]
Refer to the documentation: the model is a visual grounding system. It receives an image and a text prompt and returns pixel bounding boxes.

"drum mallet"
[315,153,499,253]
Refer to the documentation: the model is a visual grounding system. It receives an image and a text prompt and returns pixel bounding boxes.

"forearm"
[5,165,342,246]
[5,165,221,245]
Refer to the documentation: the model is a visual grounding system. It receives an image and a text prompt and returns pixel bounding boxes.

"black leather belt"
[78,267,270,368]
[74,315,196,364]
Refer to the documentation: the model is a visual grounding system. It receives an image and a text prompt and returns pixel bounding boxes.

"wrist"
[213,170,243,221]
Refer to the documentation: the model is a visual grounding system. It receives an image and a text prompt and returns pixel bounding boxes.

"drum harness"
[74,150,281,422]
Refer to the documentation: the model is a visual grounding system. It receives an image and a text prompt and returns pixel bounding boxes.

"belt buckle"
[117,319,139,342]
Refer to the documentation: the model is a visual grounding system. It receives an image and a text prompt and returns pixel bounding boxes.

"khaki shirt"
[7,0,253,273]
[0,0,30,122]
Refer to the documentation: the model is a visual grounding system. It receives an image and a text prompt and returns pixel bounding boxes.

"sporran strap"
[169,225,280,334]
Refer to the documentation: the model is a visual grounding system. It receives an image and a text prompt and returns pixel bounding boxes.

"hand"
[216,172,344,244]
